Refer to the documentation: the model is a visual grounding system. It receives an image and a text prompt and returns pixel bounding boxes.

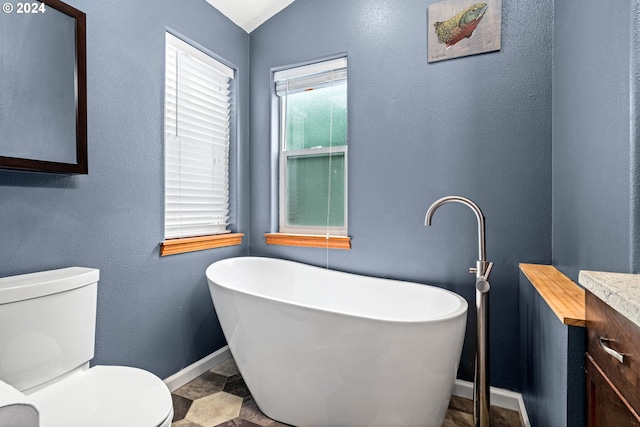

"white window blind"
[274,57,347,95]
[164,33,234,239]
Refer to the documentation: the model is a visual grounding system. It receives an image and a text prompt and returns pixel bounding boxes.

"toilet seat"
[29,365,173,427]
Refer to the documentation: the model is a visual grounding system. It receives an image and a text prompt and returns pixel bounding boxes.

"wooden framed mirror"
[0,0,87,174]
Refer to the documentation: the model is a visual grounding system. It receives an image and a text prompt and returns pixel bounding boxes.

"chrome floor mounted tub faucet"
[425,195,493,427]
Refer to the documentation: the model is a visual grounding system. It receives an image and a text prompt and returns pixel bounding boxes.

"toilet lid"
[29,365,173,427]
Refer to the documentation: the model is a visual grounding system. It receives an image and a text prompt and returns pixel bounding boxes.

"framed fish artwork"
[427,0,501,63]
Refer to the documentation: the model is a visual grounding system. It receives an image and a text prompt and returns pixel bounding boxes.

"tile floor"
[171,357,524,427]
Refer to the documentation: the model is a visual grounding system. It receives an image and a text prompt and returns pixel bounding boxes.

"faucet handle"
[470,261,493,278]
[482,262,494,280]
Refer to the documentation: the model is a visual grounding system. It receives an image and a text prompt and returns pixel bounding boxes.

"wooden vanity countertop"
[520,263,586,327]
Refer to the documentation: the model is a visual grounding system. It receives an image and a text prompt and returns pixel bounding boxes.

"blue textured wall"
[249,0,553,390]
[633,1,640,274]
[552,0,637,280]
[0,0,250,379]
[519,271,585,427]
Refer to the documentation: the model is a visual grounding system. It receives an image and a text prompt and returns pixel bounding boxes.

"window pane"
[287,153,345,227]
[284,83,347,151]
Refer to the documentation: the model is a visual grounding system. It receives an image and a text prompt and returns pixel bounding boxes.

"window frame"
[274,57,349,237]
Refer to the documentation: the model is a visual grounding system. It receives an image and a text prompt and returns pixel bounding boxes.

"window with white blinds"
[164,33,234,239]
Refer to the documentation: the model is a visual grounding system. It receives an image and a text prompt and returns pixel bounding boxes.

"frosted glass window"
[287,152,345,227]
[275,58,348,236]
[284,85,347,151]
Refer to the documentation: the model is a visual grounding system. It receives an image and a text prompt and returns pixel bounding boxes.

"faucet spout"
[425,195,486,263]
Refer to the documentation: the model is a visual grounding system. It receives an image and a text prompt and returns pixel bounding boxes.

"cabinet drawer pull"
[599,336,625,364]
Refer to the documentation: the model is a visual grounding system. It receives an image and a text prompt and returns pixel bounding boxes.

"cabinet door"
[587,355,640,427]
[586,291,640,414]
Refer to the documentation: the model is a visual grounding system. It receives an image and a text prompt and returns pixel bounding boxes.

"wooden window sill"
[161,233,243,256]
[520,263,586,327]
[265,233,351,250]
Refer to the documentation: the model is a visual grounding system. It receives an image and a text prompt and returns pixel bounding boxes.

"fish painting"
[434,2,488,48]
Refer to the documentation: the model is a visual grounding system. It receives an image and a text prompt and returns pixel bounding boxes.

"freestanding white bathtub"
[206,257,468,427]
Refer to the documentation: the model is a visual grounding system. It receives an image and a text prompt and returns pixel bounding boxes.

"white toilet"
[0,267,174,427]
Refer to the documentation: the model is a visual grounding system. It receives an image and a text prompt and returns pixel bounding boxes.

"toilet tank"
[0,267,99,392]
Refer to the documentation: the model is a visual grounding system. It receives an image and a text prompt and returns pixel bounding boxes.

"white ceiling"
[205,0,295,33]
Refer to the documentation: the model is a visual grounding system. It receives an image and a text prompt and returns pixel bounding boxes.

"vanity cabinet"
[586,290,640,426]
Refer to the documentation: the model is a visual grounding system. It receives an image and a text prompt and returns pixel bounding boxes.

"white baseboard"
[163,345,231,392]
[163,348,530,427]
[453,379,531,427]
